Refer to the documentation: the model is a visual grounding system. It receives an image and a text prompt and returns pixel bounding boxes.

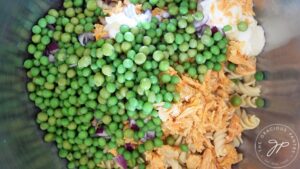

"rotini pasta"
[240,94,258,108]
[236,108,260,130]
[224,67,244,80]
[232,135,243,148]
[235,81,261,97]
[213,129,228,157]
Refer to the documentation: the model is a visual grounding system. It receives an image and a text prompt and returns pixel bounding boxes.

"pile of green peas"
[130,0,198,16]
[23,0,242,168]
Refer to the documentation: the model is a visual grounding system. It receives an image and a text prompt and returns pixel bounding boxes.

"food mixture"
[24,0,266,168]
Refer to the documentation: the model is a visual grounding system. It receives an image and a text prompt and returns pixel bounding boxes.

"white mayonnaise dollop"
[201,0,265,57]
[104,4,151,38]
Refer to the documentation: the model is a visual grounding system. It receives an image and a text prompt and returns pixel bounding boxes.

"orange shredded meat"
[218,144,242,169]
[148,68,242,169]
[93,24,108,40]
[227,41,256,75]
[226,114,243,143]
[218,0,254,16]
[152,8,166,16]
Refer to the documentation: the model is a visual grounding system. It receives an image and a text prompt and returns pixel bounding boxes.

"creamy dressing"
[201,0,266,56]
[104,4,151,38]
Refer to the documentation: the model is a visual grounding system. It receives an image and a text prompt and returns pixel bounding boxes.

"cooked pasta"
[236,108,260,130]
[142,0,264,168]
[224,67,244,80]
[213,129,228,157]
[240,94,258,108]
[232,135,244,148]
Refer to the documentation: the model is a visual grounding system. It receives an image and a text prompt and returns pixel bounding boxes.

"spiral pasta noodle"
[224,67,244,80]
[240,94,257,108]
[235,81,261,97]
[232,135,243,147]
[213,129,228,157]
[235,109,260,130]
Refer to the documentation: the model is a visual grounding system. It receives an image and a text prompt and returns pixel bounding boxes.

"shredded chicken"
[227,41,256,75]
[217,0,254,16]
[93,24,108,40]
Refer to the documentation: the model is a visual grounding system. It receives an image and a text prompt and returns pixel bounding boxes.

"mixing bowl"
[0,0,299,169]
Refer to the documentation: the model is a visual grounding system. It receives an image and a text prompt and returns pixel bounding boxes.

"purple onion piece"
[114,155,127,169]
[45,41,59,56]
[48,54,55,63]
[95,127,110,138]
[129,119,139,131]
[211,26,218,34]
[124,143,134,152]
[196,24,209,38]
[78,32,95,46]
[141,131,155,142]
[47,24,56,30]
[194,14,209,30]
[69,64,77,68]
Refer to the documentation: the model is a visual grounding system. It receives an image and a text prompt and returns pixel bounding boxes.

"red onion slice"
[114,155,127,169]
[47,24,56,30]
[95,127,110,138]
[48,54,55,63]
[194,14,209,30]
[45,41,59,56]
[141,131,155,142]
[129,119,139,131]
[124,143,134,152]
[211,26,219,34]
[78,32,95,46]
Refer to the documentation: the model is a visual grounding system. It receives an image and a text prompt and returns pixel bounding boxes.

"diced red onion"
[194,14,209,30]
[141,131,155,142]
[124,143,134,152]
[45,41,59,56]
[196,24,209,38]
[129,119,139,131]
[78,32,95,46]
[211,26,218,34]
[48,54,55,63]
[114,155,127,169]
[69,64,77,68]
[47,24,55,30]
[95,127,110,138]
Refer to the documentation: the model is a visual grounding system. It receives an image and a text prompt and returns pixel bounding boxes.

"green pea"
[238,21,248,32]
[144,140,154,151]
[124,32,135,42]
[213,63,222,71]
[230,95,242,106]
[74,0,84,7]
[196,54,206,64]
[166,136,175,145]
[87,0,97,11]
[227,63,236,72]
[201,34,214,47]
[255,97,265,108]
[180,144,189,152]
[255,71,265,81]
[223,25,232,32]
[188,67,197,78]
[216,54,226,63]
[102,115,112,124]
[164,33,175,44]
[38,18,47,28]
[194,11,204,21]
[124,129,134,138]
[142,102,153,115]
[185,25,196,34]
